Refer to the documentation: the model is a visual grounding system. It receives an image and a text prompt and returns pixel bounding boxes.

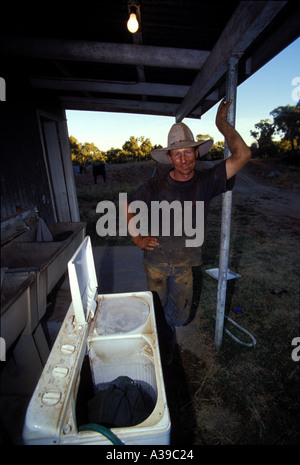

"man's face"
[168,147,198,180]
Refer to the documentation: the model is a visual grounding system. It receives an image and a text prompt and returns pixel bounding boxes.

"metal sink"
[1,222,86,320]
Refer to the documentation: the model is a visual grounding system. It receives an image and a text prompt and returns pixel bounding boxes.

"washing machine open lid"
[68,236,98,326]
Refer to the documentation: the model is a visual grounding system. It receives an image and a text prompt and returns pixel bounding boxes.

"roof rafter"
[29,76,190,98]
[60,96,203,119]
[176,0,287,122]
[0,37,210,70]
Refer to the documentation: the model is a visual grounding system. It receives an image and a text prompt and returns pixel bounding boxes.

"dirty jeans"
[143,262,193,329]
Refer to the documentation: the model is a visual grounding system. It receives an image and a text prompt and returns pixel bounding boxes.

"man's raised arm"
[216,98,251,180]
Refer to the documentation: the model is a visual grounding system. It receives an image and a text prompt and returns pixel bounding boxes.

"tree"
[106,148,122,163]
[138,136,153,161]
[250,119,275,148]
[69,136,82,164]
[69,137,106,164]
[270,104,300,152]
[81,142,102,164]
[122,136,154,162]
[196,133,224,160]
[196,133,212,142]
[69,134,156,164]
[122,136,140,161]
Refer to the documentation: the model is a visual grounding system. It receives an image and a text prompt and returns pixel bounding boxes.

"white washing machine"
[23,236,171,445]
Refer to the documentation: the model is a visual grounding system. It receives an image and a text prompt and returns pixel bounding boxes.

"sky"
[66,37,300,151]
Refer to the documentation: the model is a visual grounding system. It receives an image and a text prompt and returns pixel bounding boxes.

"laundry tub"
[1,271,37,351]
[0,269,51,395]
[14,221,85,244]
[1,221,86,320]
[23,236,171,445]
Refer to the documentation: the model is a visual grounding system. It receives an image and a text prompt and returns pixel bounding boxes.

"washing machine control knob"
[60,343,75,355]
[52,366,69,378]
[41,390,62,407]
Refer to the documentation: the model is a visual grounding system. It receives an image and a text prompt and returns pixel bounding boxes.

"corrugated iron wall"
[1,106,55,221]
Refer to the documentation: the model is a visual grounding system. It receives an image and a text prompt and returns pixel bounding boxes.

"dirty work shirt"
[129,160,234,329]
[129,160,235,268]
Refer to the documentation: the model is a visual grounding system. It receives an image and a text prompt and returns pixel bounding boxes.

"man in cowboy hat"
[127,98,251,360]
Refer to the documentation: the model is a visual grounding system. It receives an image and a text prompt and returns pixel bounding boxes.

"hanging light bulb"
[127,12,139,33]
[127,2,140,34]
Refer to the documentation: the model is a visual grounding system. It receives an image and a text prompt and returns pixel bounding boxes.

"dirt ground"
[75,157,299,445]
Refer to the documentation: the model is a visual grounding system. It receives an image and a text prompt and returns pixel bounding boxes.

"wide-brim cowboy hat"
[151,122,213,164]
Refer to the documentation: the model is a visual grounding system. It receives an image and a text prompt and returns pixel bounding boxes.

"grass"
[179,194,300,444]
[75,160,300,445]
[77,182,139,246]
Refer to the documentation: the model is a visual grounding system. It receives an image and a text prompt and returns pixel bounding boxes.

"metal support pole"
[214,55,239,351]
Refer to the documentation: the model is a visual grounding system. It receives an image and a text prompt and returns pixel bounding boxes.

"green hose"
[79,423,125,445]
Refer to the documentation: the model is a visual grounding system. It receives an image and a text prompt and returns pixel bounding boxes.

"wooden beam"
[176,1,287,121]
[0,36,210,70]
[60,96,203,118]
[245,6,300,76]
[30,77,190,98]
